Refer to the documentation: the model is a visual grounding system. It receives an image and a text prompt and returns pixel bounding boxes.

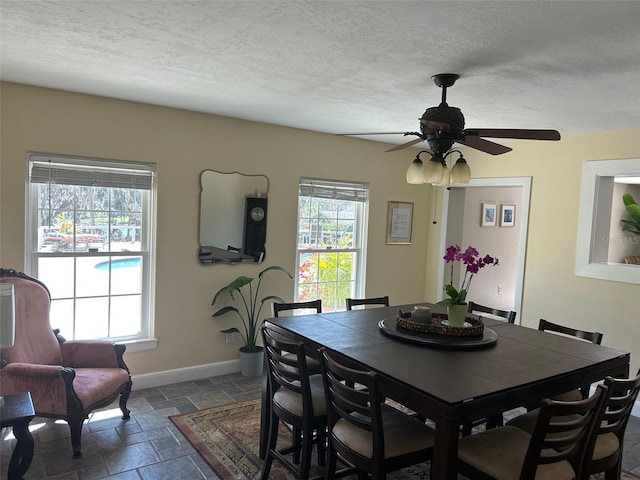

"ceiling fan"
[339,73,561,185]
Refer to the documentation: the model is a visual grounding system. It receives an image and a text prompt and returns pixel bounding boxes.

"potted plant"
[435,245,499,327]
[621,193,640,236]
[211,265,293,377]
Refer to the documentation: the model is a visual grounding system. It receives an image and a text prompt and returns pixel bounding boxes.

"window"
[27,153,156,344]
[296,178,369,311]
[575,158,640,285]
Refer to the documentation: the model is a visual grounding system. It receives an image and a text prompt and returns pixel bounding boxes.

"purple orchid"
[436,244,500,306]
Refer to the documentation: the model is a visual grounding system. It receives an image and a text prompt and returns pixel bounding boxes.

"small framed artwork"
[386,201,413,244]
[481,202,498,227]
[500,204,516,227]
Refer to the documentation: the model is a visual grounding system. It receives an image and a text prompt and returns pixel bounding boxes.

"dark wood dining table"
[263,304,630,479]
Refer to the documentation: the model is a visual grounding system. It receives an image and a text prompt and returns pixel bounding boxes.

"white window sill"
[120,338,158,353]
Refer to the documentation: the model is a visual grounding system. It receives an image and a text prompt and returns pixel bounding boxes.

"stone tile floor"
[1,372,639,479]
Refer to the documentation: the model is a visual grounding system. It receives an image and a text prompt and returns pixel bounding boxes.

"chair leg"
[604,459,623,480]
[259,373,270,460]
[67,414,87,458]
[300,425,314,480]
[485,414,503,429]
[260,411,280,480]
[119,381,132,419]
[293,426,302,464]
[325,442,338,480]
[316,424,326,467]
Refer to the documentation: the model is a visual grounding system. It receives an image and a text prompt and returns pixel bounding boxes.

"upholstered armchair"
[0,268,132,458]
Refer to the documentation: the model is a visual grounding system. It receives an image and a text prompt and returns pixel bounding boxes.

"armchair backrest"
[0,271,63,365]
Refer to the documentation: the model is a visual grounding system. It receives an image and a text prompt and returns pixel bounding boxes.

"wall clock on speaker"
[243,197,267,261]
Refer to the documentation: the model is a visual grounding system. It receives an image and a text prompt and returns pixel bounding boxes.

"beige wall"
[425,129,640,375]
[446,185,523,312]
[1,82,639,377]
[0,82,430,375]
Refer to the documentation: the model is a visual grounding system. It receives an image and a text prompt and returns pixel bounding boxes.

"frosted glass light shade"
[406,158,425,184]
[450,157,471,184]
[432,164,450,187]
[0,283,15,349]
[423,157,444,184]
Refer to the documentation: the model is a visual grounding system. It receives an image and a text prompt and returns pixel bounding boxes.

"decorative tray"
[378,316,498,350]
[395,309,484,337]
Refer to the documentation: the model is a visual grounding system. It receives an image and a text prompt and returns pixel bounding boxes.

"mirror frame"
[198,170,269,265]
[575,158,640,284]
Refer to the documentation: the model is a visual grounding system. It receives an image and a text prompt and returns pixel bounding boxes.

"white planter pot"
[239,346,264,377]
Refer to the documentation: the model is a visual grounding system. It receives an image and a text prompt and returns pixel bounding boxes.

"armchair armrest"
[61,340,121,368]
[1,362,71,415]
[2,362,64,377]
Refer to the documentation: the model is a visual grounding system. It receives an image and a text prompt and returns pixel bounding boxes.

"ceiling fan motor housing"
[421,104,465,154]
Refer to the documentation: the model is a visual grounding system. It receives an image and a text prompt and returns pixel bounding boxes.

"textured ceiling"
[1,0,640,149]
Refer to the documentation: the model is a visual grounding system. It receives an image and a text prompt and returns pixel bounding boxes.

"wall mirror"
[575,158,640,284]
[198,170,269,265]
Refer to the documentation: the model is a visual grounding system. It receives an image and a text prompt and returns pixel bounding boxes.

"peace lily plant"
[435,245,499,308]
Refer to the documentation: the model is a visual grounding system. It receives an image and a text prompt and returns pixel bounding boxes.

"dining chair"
[582,369,640,480]
[345,296,389,310]
[539,318,603,402]
[457,384,609,480]
[507,369,640,480]
[467,301,517,323]
[260,300,323,462]
[320,347,435,480]
[260,325,327,480]
[272,299,322,317]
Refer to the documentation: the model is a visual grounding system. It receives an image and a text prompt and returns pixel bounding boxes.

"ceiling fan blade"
[457,135,513,155]
[335,132,410,136]
[463,129,561,141]
[419,118,451,132]
[386,137,425,152]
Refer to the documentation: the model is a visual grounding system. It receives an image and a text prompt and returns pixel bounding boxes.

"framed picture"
[386,201,413,244]
[500,204,516,227]
[481,202,497,227]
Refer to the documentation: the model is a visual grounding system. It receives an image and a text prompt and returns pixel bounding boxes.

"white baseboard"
[130,362,639,418]
[130,359,240,390]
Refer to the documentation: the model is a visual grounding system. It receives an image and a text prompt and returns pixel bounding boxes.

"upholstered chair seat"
[0,269,132,458]
[457,426,577,480]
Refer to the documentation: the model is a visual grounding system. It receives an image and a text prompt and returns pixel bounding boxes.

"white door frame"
[437,177,532,322]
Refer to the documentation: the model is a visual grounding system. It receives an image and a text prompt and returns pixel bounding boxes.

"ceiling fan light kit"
[450,156,471,184]
[422,153,445,185]
[342,73,561,186]
[406,156,426,184]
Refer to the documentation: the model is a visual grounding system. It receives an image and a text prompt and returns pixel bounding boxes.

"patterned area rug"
[169,399,639,480]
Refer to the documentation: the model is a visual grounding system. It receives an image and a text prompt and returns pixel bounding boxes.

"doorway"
[437,177,532,322]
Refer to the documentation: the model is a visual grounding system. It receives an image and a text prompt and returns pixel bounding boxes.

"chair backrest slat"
[271,299,322,317]
[467,301,517,323]
[345,296,389,310]
[538,318,603,344]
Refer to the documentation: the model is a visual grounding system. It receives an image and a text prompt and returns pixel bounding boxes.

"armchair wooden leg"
[120,381,132,419]
[68,415,86,458]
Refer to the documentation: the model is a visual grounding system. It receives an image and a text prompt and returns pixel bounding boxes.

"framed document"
[386,201,413,244]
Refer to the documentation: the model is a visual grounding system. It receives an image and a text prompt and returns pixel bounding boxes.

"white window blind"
[29,154,154,190]
[299,178,368,202]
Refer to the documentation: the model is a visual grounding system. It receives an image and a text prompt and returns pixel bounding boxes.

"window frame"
[25,153,157,350]
[295,178,369,311]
